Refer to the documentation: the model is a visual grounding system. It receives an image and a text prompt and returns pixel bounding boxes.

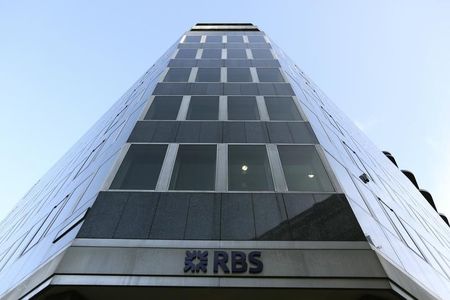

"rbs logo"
[184,250,263,274]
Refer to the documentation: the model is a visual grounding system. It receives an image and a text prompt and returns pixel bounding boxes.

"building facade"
[0,23,449,300]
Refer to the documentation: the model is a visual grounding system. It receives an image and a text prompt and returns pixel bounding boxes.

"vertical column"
[216,144,228,191]
[266,144,288,192]
[155,144,179,191]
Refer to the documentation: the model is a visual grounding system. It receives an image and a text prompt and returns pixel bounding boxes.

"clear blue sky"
[0,0,449,220]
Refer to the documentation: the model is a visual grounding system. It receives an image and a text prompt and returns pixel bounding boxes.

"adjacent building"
[0,23,449,300]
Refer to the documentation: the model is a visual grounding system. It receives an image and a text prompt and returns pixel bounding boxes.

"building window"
[278,145,335,192]
[196,68,221,82]
[227,96,260,120]
[227,68,252,82]
[170,145,216,190]
[247,36,266,43]
[176,49,197,59]
[145,96,182,120]
[184,36,201,43]
[206,36,222,43]
[110,144,167,190]
[163,68,191,82]
[252,49,273,59]
[227,35,243,43]
[202,49,222,59]
[264,97,302,120]
[186,96,219,120]
[227,49,247,59]
[228,145,274,191]
[257,68,284,82]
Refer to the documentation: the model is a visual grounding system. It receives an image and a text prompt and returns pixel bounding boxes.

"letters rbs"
[184,250,263,274]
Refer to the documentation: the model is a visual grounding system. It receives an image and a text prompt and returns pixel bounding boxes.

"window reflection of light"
[241,165,248,171]
[307,174,315,178]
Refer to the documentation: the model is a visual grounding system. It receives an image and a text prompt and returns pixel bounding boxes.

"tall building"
[0,23,449,300]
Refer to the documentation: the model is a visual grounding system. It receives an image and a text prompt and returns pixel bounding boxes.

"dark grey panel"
[77,192,129,238]
[113,193,160,239]
[227,49,247,59]
[251,60,281,68]
[176,121,221,143]
[168,59,197,68]
[245,122,268,143]
[312,194,365,241]
[149,193,189,239]
[128,121,157,142]
[203,43,224,49]
[151,121,179,142]
[248,36,266,43]
[197,60,223,68]
[257,83,276,95]
[267,122,293,143]
[227,35,243,43]
[221,193,255,240]
[205,35,223,43]
[252,49,273,59]
[199,121,222,142]
[274,83,295,95]
[253,193,290,240]
[188,83,223,95]
[175,48,197,58]
[288,122,318,143]
[223,83,258,95]
[176,122,201,142]
[184,193,220,240]
[177,43,201,49]
[184,36,201,43]
[224,60,252,68]
[284,193,365,241]
[153,83,188,95]
[223,122,246,143]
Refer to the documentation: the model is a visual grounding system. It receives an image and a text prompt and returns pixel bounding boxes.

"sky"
[0,0,449,221]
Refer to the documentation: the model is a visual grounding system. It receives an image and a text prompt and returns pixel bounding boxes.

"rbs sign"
[184,250,263,274]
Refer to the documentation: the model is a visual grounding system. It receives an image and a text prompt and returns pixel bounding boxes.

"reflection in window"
[196,68,221,82]
[110,144,167,190]
[257,68,284,82]
[206,36,222,43]
[227,35,243,43]
[184,36,201,43]
[186,96,219,120]
[264,97,302,120]
[170,145,216,190]
[163,68,191,82]
[278,145,334,192]
[202,49,222,59]
[145,96,182,120]
[228,145,273,191]
[227,49,247,59]
[227,68,252,82]
[227,96,260,120]
[176,49,197,59]
[252,49,273,59]
[248,36,266,43]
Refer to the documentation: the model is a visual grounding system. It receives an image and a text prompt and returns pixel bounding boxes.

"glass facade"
[0,23,448,300]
